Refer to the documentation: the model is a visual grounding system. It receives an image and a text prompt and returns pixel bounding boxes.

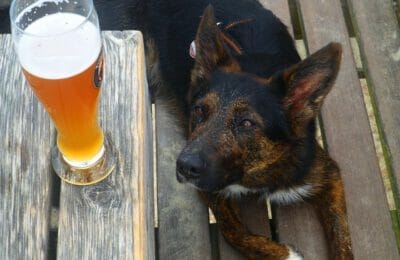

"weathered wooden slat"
[292,1,399,259]
[0,34,53,259]
[155,100,212,259]
[346,0,400,209]
[57,31,155,259]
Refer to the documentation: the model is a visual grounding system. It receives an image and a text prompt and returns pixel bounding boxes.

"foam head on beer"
[17,11,101,79]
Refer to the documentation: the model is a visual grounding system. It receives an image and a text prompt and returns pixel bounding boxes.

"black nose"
[176,153,205,181]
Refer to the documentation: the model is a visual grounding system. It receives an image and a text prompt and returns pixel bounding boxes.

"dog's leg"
[199,192,302,260]
[311,170,354,260]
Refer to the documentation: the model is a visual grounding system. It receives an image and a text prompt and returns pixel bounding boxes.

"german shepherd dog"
[138,0,353,259]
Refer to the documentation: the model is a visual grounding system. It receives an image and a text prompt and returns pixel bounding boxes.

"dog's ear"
[278,42,342,131]
[190,5,239,85]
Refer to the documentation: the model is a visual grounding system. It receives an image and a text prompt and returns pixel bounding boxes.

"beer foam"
[15,0,71,23]
[18,12,101,79]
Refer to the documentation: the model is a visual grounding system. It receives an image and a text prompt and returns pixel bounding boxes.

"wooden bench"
[1,0,400,259]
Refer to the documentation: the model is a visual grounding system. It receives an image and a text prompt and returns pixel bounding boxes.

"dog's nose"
[176,153,205,180]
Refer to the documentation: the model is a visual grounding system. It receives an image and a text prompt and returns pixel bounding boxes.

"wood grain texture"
[346,0,400,205]
[0,34,53,259]
[296,1,399,259]
[57,31,155,260]
[155,100,212,260]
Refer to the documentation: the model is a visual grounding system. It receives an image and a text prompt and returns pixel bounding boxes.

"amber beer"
[22,58,104,164]
[17,12,104,166]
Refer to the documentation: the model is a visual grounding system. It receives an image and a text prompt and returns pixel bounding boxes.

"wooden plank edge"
[358,79,396,211]
[133,31,156,260]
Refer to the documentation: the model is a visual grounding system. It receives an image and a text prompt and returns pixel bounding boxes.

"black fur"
[139,0,300,110]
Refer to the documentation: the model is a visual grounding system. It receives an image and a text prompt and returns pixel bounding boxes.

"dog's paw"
[286,246,303,260]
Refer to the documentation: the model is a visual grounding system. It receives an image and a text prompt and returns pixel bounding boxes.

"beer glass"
[10,0,116,185]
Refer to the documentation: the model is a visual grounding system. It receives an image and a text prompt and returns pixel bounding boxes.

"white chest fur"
[221,184,313,205]
[268,184,313,204]
[221,184,258,199]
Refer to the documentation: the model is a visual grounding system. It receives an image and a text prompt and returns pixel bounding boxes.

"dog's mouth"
[176,170,207,191]
[176,173,229,192]
[176,162,243,192]
[176,168,220,192]
[176,168,193,183]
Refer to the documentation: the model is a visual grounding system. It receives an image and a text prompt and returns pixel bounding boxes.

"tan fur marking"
[255,76,272,85]
[202,91,219,113]
[228,101,264,126]
[221,61,241,73]
[224,18,255,30]
[188,91,220,138]
[220,31,243,55]
[244,137,287,174]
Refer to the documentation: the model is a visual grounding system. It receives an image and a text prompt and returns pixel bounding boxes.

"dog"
[137,0,353,259]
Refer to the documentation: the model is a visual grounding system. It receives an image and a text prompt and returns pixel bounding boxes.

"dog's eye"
[192,105,206,126]
[239,119,254,128]
[194,106,204,117]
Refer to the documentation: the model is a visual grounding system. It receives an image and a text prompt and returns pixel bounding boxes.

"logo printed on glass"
[94,50,104,88]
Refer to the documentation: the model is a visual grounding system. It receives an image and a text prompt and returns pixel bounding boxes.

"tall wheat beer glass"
[10,0,116,185]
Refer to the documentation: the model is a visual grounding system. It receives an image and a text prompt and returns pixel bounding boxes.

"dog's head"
[176,6,342,192]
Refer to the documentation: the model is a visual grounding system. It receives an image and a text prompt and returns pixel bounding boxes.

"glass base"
[51,134,117,185]
[62,145,105,169]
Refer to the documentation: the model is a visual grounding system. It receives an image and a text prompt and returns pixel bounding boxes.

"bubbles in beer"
[18,12,101,79]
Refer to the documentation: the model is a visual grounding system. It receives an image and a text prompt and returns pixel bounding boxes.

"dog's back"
[139,0,300,107]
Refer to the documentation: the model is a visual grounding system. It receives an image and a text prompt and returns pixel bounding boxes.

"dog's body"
[139,0,353,259]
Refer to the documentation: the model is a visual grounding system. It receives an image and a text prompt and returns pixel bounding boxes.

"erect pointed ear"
[279,42,342,129]
[190,5,240,85]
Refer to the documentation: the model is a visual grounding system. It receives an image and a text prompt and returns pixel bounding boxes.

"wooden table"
[0,31,155,259]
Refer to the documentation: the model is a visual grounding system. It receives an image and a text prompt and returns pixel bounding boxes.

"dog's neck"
[240,122,319,192]
[222,140,333,203]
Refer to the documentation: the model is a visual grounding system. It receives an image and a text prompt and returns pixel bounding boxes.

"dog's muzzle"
[176,152,205,183]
